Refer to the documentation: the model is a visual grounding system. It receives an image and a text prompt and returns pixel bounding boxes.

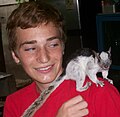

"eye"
[24,47,36,51]
[49,43,59,48]
[47,38,62,49]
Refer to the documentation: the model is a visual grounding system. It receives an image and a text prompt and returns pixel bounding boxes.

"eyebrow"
[19,40,37,49]
[19,36,61,49]
[47,36,61,41]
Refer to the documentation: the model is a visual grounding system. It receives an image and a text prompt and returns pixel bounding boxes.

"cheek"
[52,49,63,61]
[55,52,63,68]
[20,55,34,67]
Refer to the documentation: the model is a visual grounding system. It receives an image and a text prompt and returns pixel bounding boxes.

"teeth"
[38,66,51,71]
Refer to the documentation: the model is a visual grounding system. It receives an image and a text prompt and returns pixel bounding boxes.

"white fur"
[65,55,94,91]
[64,48,113,91]
[65,55,106,92]
[100,52,108,60]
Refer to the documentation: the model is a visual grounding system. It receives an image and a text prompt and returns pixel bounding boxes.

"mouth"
[102,66,110,70]
[35,65,54,73]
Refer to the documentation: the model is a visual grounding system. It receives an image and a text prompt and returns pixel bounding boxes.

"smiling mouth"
[35,65,54,73]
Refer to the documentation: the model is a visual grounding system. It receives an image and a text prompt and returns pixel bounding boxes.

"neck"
[35,69,64,93]
[35,81,50,93]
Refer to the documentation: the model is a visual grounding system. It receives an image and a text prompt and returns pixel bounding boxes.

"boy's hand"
[56,95,89,117]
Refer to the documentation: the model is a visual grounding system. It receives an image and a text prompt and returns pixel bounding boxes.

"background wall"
[0,23,6,72]
[0,4,30,83]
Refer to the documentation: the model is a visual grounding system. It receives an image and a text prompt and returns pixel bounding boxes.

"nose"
[36,48,50,63]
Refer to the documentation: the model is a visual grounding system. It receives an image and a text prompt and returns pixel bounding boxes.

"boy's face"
[12,22,64,89]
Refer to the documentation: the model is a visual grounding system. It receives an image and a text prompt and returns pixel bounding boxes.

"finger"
[72,108,89,117]
[74,100,88,110]
[68,100,88,114]
[79,108,89,117]
[78,100,88,109]
[65,95,83,107]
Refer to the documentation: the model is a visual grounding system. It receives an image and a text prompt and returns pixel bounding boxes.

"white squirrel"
[21,47,113,117]
[61,47,113,91]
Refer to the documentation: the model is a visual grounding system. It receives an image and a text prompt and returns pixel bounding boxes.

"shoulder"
[59,77,120,97]
[82,77,120,100]
[4,82,38,108]
[7,82,37,99]
[63,77,119,95]
[88,77,119,95]
[84,77,120,116]
[4,82,38,116]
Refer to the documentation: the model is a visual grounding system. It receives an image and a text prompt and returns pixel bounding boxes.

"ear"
[62,42,65,54]
[94,56,98,63]
[11,51,20,64]
[92,50,98,58]
[108,47,111,53]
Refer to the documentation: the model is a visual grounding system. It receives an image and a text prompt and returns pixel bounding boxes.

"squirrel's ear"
[108,47,111,53]
[92,50,99,58]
